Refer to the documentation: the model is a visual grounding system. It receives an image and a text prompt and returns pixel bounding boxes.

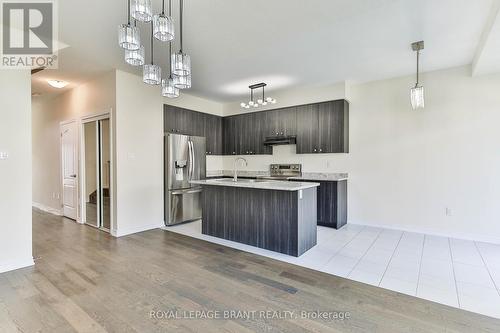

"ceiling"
[32,0,496,101]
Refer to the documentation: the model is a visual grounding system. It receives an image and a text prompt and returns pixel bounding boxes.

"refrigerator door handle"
[190,140,195,181]
[188,140,194,180]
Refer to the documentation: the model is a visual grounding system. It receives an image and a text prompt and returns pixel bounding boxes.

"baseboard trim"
[111,223,163,238]
[0,257,35,274]
[32,202,62,216]
[349,220,500,245]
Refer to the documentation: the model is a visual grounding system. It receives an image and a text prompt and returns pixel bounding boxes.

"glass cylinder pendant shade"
[125,45,145,66]
[410,86,425,110]
[171,52,191,76]
[162,78,180,98]
[143,64,161,85]
[153,14,174,41]
[173,74,191,89]
[118,24,140,50]
[131,0,152,22]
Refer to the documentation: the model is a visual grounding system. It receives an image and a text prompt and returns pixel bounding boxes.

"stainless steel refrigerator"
[164,133,206,226]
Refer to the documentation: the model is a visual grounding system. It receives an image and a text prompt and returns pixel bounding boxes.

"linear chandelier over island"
[118,0,191,99]
[240,83,277,109]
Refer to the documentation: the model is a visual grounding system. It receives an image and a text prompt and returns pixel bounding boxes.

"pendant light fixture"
[125,44,145,66]
[173,74,191,89]
[410,41,425,110]
[240,83,276,109]
[171,0,191,76]
[131,0,152,22]
[118,0,141,50]
[125,20,145,66]
[153,0,174,42]
[162,1,180,99]
[143,22,161,85]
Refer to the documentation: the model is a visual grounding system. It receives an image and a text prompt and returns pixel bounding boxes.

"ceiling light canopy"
[47,80,69,89]
[410,40,425,110]
[240,83,276,109]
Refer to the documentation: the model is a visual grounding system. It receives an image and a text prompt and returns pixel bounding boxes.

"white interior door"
[61,121,78,220]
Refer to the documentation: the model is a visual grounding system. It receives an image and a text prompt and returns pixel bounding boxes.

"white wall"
[113,70,224,236]
[0,70,34,273]
[220,66,500,243]
[347,66,500,243]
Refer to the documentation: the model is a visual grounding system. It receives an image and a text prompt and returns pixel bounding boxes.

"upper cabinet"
[296,100,349,154]
[164,99,349,156]
[265,107,297,137]
[164,105,223,155]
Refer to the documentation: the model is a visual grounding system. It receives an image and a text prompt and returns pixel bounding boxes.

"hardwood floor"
[1,209,499,332]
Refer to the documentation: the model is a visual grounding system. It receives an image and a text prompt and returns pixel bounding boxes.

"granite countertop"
[206,170,348,182]
[288,173,348,181]
[190,179,320,191]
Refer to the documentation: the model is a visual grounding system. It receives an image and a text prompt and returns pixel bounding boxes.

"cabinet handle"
[319,149,323,153]
[313,148,317,152]
[280,132,284,135]
[232,152,236,155]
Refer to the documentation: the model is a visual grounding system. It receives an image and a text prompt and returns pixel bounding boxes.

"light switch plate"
[0,152,9,160]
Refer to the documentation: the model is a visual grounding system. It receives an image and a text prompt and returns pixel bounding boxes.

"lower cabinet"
[295,180,347,229]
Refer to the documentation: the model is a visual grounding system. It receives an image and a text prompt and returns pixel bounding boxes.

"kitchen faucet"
[233,157,248,182]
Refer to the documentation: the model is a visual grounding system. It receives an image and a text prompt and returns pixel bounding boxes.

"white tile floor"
[164,221,500,319]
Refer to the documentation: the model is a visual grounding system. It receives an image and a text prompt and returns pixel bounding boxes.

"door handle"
[70,174,77,178]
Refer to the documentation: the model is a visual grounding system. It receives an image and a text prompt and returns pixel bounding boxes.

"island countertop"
[190,179,320,191]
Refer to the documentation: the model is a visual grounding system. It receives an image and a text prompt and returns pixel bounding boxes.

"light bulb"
[249,101,254,106]
[240,102,246,108]
[257,99,263,105]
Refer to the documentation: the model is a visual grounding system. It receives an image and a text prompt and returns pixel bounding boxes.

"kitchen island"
[190,179,320,256]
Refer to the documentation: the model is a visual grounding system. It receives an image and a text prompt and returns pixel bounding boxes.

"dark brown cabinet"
[296,100,349,154]
[165,99,348,156]
[265,107,297,137]
[204,114,223,155]
[292,179,347,229]
[164,105,223,155]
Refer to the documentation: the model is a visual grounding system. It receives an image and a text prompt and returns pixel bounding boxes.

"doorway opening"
[81,116,111,232]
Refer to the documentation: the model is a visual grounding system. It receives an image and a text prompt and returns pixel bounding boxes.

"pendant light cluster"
[118,0,191,99]
[410,41,425,110]
[240,83,277,109]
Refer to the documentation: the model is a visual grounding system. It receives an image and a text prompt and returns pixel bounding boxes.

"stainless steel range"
[258,164,302,180]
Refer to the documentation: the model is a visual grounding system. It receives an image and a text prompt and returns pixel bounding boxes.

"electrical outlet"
[0,151,9,160]
[445,208,453,217]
